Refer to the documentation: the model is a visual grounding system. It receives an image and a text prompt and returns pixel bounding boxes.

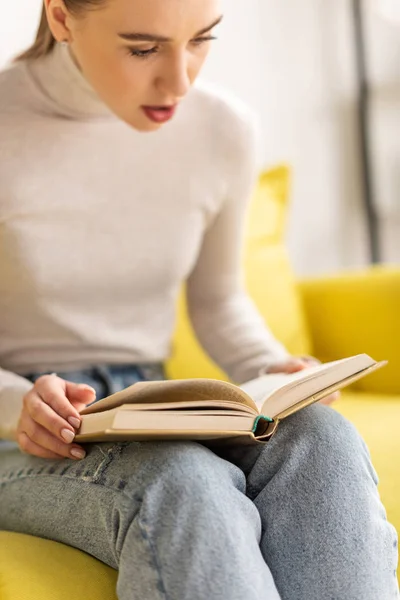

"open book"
[75,354,386,446]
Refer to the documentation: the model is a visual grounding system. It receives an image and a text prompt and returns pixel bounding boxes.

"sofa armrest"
[297,266,400,394]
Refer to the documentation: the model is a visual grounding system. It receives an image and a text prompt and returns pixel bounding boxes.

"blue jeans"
[0,363,398,600]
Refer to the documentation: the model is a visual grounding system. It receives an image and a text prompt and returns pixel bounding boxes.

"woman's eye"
[129,47,158,59]
[128,36,217,60]
[192,36,217,46]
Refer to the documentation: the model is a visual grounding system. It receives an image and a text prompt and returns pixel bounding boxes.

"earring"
[60,40,69,46]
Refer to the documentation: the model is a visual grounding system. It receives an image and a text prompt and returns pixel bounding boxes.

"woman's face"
[50,0,222,131]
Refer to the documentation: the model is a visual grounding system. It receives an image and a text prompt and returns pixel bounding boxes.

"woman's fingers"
[64,380,97,412]
[33,374,84,426]
[21,392,85,457]
[18,431,64,459]
[319,391,341,406]
[18,412,85,459]
[17,374,91,460]
[25,389,78,439]
[266,357,310,374]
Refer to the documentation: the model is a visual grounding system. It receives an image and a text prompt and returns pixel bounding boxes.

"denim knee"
[112,440,249,526]
[280,403,377,476]
[132,441,245,493]
[284,402,363,444]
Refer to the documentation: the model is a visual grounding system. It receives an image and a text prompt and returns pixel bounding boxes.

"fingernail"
[61,428,75,443]
[70,448,86,460]
[68,416,81,428]
[78,384,95,392]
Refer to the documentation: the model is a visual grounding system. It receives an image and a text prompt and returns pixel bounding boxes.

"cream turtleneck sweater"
[0,43,289,440]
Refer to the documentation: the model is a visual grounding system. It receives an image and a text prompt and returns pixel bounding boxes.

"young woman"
[0,1,398,599]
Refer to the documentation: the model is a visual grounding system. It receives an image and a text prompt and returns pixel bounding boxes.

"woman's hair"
[15,1,105,62]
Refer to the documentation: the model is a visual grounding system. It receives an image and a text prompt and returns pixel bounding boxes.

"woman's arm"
[186,110,290,385]
[0,368,34,441]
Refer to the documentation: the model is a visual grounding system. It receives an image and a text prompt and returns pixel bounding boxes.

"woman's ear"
[44,0,73,44]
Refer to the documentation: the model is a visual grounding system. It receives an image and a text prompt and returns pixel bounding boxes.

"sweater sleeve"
[0,369,34,441]
[185,109,291,385]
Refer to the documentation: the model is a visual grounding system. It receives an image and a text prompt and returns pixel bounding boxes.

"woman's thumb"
[65,381,97,405]
[266,358,309,375]
[283,358,310,374]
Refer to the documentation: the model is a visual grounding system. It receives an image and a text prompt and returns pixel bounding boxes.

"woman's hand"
[264,356,341,406]
[17,374,96,460]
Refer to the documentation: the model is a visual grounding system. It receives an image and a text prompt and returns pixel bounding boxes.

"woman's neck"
[25,42,116,121]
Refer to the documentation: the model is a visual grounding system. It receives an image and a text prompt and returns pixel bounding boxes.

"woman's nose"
[156,52,192,100]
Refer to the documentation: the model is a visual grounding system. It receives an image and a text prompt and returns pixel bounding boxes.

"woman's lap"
[0,434,252,570]
[0,362,175,565]
[0,363,398,599]
[0,438,127,566]
[0,362,249,567]
[0,362,262,566]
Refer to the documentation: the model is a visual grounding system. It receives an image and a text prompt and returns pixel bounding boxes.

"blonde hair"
[15,1,105,62]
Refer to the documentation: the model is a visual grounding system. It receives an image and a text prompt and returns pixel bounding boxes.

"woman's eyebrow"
[118,14,223,43]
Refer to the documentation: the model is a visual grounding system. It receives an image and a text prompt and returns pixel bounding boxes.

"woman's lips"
[142,105,177,123]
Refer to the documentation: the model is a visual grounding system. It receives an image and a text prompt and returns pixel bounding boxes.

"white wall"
[202,0,400,275]
[0,1,40,65]
[365,0,400,266]
[1,0,399,275]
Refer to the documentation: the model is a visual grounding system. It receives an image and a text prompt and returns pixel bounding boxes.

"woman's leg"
[0,439,282,600]
[218,403,399,600]
[0,364,282,600]
[3,364,397,599]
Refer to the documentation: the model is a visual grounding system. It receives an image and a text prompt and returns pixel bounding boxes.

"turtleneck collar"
[25,42,116,121]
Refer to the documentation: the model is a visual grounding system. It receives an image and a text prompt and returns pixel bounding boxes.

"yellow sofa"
[1,166,398,598]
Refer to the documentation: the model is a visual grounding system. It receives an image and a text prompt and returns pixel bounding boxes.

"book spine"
[252,414,273,433]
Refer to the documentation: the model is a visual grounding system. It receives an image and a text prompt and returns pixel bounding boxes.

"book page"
[271,361,387,420]
[240,372,305,411]
[118,400,256,415]
[80,378,258,415]
[239,361,341,410]
[240,354,377,415]
[112,411,255,433]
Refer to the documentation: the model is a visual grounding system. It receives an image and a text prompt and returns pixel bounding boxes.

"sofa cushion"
[298,267,400,395]
[166,165,312,380]
[0,531,118,600]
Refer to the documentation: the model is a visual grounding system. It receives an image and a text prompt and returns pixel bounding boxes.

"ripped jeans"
[0,362,398,600]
